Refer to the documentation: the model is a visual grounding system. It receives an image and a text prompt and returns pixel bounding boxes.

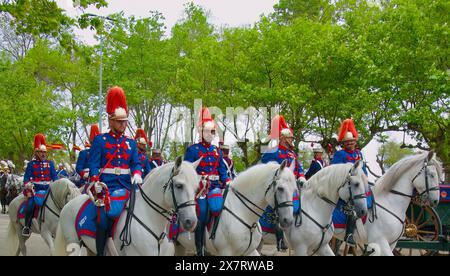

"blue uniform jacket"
[332,149,368,175]
[261,145,305,179]
[305,159,324,180]
[138,151,152,179]
[24,159,58,191]
[89,132,142,191]
[184,142,230,188]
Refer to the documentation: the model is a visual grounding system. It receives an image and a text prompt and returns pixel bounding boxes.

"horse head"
[265,160,296,229]
[162,156,199,232]
[338,160,368,218]
[411,151,441,207]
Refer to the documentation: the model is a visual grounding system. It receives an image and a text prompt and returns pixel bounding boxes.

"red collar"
[344,148,356,154]
[278,144,290,151]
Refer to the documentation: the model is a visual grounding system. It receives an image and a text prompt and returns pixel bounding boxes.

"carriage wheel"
[393,200,442,256]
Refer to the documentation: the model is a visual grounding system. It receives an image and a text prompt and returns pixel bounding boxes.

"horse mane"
[49,179,81,207]
[305,163,360,200]
[374,152,430,194]
[232,162,286,192]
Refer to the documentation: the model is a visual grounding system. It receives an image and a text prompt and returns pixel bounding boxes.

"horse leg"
[246,249,260,256]
[17,225,27,256]
[375,239,393,256]
[292,244,307,256]
[41,228,55,256]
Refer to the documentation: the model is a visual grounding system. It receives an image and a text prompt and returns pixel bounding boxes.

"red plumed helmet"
[106,86,128,120]
[269,115,293,140]
[197,107,216,131]
[135,128,149,146]
[34,134,47,152]
[89,124,100,142]
[338,118,358,142]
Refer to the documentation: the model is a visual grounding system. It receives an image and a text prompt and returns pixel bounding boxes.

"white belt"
[32,181,51,185]
[103,168,131,175]
[201,175,220,181]
[83,168,90,173]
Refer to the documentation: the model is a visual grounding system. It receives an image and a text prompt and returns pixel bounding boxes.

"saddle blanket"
[333,190,373,228]
[75,189,129,239]
[259,191,300,233]
[17,190,48,221]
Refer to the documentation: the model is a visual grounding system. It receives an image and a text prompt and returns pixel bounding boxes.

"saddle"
[75,189,129,239]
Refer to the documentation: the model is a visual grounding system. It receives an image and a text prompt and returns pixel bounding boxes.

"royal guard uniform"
[56,164,69,179]
[88,87,142,256]
[75,124,100,188]
[149,149,165,170]
[220,144,236,179]
[260,115,305,251]
[305,145,326,180]
[184,107,231,256]
[22,134,58,236]
[332,118,370,246]
[332,119,368,175]
[134,128,152,179]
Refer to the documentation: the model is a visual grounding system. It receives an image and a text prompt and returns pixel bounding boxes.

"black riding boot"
[275,227,288,251]
[96,227,108,256]
[195,220,206,256]
[344,215,356,246]
[22,206,33,237]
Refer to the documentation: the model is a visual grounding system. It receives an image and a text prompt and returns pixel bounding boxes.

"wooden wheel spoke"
[415,208,425,225]
[417,230,437,235]
[417,218,433,229]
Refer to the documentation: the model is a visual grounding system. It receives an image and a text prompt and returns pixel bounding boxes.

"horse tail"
[7,221,19,256]
[54,222,68,256]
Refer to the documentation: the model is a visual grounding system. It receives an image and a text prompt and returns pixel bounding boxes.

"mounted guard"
[184,107,231,256]
[22,134,58,237]
[134,128,152,179]
[259,115,305,251]
[75,124,100,188]
[88,86,142,256]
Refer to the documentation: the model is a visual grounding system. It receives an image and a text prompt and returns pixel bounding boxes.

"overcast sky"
[54,0,421,180]
[57,0,279,44]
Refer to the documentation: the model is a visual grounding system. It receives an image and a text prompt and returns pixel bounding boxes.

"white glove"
[132,174,143,185]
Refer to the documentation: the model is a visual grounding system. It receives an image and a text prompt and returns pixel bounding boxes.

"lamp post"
[85,13,116,133]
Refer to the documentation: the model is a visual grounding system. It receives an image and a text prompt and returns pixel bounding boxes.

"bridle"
[120,166,196,255]
[222,168,294,255]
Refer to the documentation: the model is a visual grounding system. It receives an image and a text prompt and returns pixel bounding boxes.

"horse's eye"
[277,187,284,193]
[175,183,183,189]
[353,182,359,188]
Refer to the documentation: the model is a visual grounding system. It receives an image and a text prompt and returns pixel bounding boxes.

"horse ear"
[173,156,183,175]
[351,160,362,175]
[191,157,203,170]
[277,160,288,177]
[427,150,435,162]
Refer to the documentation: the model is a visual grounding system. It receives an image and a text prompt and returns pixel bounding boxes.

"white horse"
[54,157,200,256]
[334,151,442,256]
[260,160,368,256]
[6,178,81,256]
[175,160,297,256]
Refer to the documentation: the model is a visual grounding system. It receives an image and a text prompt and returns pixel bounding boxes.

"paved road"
[0,213,50,256]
